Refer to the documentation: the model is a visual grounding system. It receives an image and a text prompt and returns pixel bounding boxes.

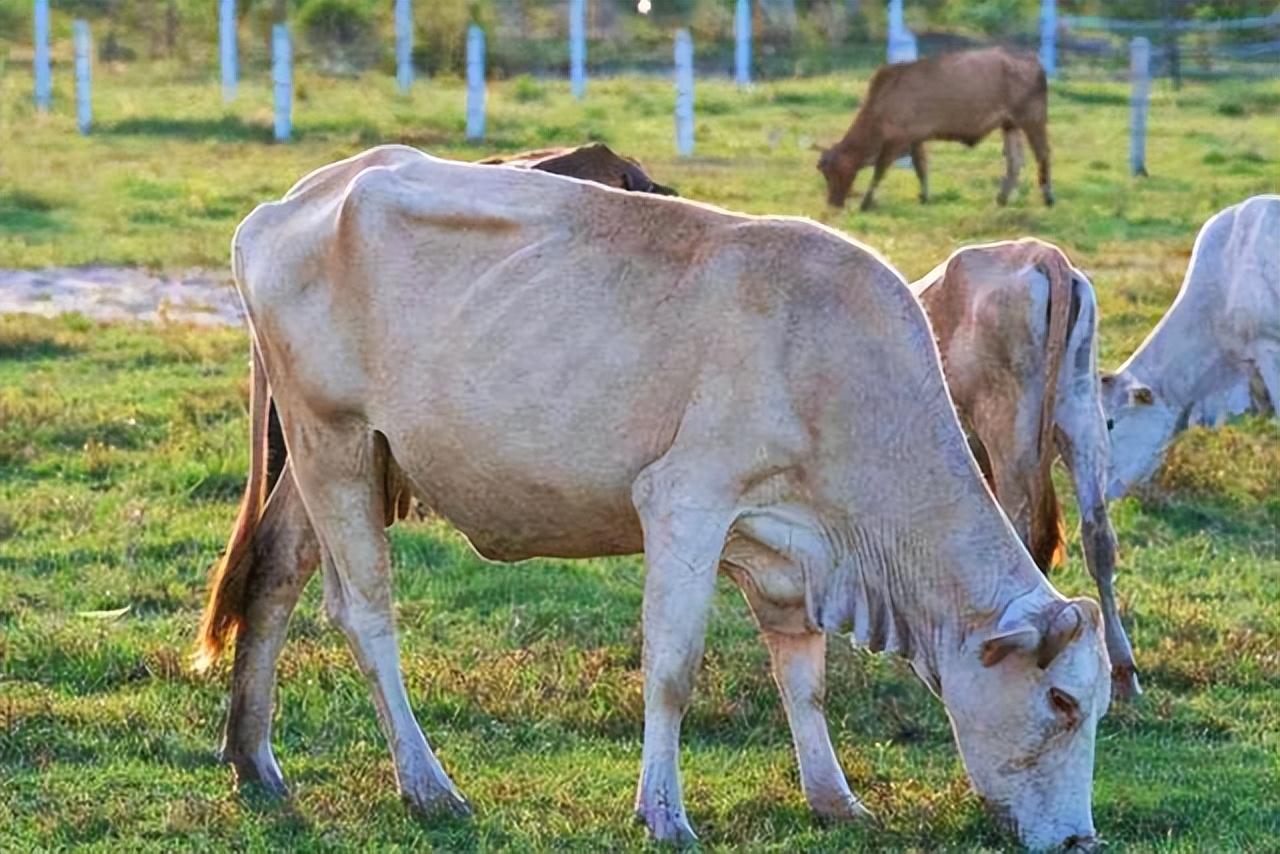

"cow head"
[1099,370,1170,498]
[815,145,861,208]
[943,595,1110,851]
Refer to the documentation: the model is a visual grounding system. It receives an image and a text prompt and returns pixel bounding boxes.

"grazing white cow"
[912,239,1139,701]
[1103,195,1280,498]
[197,146,1110,850]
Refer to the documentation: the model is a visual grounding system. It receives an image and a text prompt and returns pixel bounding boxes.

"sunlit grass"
[1,67,1278,851]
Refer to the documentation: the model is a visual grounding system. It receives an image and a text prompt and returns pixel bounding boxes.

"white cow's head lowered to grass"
[942,595,1111,851]
[1100,370,1171,498]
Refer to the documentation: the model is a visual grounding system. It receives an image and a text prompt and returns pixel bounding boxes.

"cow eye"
[1049,687,1081,727]
[1106,418,1115,431]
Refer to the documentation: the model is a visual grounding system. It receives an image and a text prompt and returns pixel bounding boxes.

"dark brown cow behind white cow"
[816,47,1052,211]
[197,146,1110,850]
[912,239,1139,701]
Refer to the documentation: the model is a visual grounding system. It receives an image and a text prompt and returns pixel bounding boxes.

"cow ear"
[981,624,1041,667]
[1037,601,1084,668]
[1133,385,1154,405]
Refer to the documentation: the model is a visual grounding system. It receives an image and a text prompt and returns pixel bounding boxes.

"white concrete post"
[466,25,486,141]
[273,24,292,143]
[734,0,751,88]
[220,0,237,102]
[34,0,51,111]
[1130,36,1150,176]
[74,20,92,134]
[1039,0,1057,77]
[886,0,916,64]
[674,29,695,157]
[396,0,414,93]
[569,0,586,99]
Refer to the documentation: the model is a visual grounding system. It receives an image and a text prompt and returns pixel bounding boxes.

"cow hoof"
[221,746,290,799]
[995,193,1009,207]
[1044,191,1056,207]
[918,194,929,205]
[859,199,877,213]
[1111,663,1143,702]
[635,804,698,846]
[812,794,877,826]
[403,781,473,820]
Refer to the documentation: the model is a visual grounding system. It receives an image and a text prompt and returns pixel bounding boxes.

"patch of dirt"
[0,267,244,326]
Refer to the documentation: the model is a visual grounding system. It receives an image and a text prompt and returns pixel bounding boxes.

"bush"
[297,0,381,74]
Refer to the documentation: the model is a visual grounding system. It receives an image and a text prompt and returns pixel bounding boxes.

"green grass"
[1,66,1279,852]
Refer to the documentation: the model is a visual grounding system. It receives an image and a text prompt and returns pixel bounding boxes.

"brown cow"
[817,48,1053,211]
[477,142,677,196]
[912,239,1139,701]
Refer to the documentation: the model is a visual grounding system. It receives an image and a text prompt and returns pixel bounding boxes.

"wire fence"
[5,1,1277,84]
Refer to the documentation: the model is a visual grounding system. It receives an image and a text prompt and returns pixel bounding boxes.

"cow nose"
[1106,418,1115,431]
[1063,834,1101,852]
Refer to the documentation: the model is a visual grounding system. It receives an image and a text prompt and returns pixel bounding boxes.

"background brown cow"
[478,142,677,196]
[817,47,1053,211]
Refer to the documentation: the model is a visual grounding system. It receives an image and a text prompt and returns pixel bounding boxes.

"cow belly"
[386,428,647,562]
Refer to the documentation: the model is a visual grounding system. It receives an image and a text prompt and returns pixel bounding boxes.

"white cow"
[197,146,1110,850]
[1103,195,1280,498]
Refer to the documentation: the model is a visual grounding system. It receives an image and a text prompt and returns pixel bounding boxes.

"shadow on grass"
[101,116,274,143]
[0,333,80,362]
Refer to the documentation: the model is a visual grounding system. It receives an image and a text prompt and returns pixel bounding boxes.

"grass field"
[1,65,1278,852]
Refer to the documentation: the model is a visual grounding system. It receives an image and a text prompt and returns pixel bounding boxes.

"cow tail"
[195,341,274,672]
[1028,249,1071,571]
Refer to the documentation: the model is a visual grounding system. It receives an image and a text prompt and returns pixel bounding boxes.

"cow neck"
[814,512,1047,696]
[1121,272,1214,418]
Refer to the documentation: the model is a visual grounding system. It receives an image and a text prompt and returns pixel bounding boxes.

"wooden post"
[569,0,586,99]
[74,20,92,134]
[1130,36,1150,177]
[396,0,413,93]
[734,0,751,88]
[466,25,486,141]
[273,24,292,143]
[34,0,51,111]
[220,0,237,102]
[1163,0,1181,90]
[674,29,694,157]
[1039,0,1056,78]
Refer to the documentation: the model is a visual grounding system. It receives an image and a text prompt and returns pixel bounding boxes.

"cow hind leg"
[631,459,738,844]
[910,142,929,204]
[220,464,321,796]
[289,422,470,818]
[764,630,872,822]
[996,125,1024,206]
[1021,120,1054,206]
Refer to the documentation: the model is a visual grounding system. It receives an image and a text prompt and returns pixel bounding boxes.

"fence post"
[886,0,917,64]
[396,0,413,93]
[466,25,486,141]
[1129,36,1150,177]
[34,0,51,111]
[74,20,92,134]
[734,0,751,88]
[220,0,237,102]
[569,0,586,99]
[273,24,292,143]
[1039,0,1056,77]
[674,29,695,157]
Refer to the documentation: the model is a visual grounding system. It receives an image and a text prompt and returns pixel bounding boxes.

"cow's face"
[1099,370,1169,498]
[943,597,1110,851]
[816,147,858,208]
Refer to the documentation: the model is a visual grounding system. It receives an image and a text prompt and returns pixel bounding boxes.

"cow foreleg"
[764,630,872,823]
[220,465,320,796]
[291,425,470,819]
[996,127,1023,207]
[859,148,896,212]
[631,463,736,845]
